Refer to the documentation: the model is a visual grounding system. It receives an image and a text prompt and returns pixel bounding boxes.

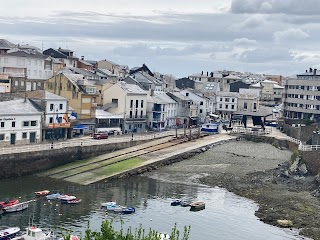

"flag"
[70,112,78,119]
[63,113,69,123]
[56,114,60,123]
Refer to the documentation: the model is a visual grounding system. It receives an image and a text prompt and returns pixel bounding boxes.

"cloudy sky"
[1,0,320,77]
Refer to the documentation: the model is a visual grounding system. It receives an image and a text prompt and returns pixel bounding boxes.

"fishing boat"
[12,226,52,240]
[58,195,76,203]
[46,193,62,200]
[190,201,205,211]
[0,227,20,240]
[170,199,181,206]
[2,200,33,213]
[122,207,135,214]
[35,190,50,197]
[66,198,82,204]
[0,200,19,209]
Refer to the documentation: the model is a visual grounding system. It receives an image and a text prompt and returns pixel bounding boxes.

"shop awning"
[73,124,88,130]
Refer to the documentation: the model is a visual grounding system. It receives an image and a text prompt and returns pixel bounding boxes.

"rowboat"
[46,193,62,200]
[0,227,20,240]
[11,226,52,240]
[190,201,205,211]
[66,198,82,204]
[35,190,50,196]
[170,199,181,206]
[0,200,19,209]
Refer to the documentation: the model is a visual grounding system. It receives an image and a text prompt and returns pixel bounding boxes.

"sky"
[1,0,320,78]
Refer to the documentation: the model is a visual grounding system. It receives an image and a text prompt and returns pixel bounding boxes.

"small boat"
[0,227,20,240]
[122,207,135,214]
[58,195,76,203]
[12,226,52,240]
[113,205,126,212]
[190,201,205,211]
[201,122,220,133]
[170,199,181,206]
[3,201,31,213]
[35,190,50,196]
[66,198,82,204]
[101,201,116,208]
[0,200,19,209]
[46,193,61,200]
[180,200,191,207]
[105,204,117,211]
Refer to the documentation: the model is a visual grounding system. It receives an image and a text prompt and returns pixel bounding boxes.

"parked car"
[93,132,108,139]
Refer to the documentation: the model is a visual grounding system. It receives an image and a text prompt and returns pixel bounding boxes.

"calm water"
[0,175,307,240]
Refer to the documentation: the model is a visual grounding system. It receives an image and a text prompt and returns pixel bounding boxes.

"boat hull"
[3,203,28,213]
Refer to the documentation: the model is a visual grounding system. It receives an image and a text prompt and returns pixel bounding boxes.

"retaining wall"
[0,139,149,179]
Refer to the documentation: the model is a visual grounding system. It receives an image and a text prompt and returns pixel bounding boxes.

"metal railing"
[0,129,199,155]
[299,145,320,151]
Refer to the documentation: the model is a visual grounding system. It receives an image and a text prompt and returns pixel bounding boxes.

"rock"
[314,174,320,185]
[289,158,299,174]
[298,164,308,175]
[201,147,207,152]
[276,219,293,228]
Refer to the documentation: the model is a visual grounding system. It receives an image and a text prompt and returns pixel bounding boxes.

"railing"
[231,126,271,135]
[299,145,320,151]
[0,129,199,155]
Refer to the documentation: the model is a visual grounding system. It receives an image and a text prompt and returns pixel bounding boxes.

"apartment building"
[283,68,320,123]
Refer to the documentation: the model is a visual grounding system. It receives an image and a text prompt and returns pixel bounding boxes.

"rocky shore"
[148,140,320,240]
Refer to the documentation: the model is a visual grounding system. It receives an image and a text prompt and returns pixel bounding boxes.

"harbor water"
[0,174,306,240]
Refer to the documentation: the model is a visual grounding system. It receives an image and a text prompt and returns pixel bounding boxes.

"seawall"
[0,139,150,179]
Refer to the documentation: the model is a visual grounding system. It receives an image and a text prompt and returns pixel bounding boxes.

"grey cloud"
[273,28,309,43]
[236,48,294,63]
[231,0,320,15]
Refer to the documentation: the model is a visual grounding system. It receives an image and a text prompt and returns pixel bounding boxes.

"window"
[130,100,133,108]
[50,104,54,111]
[141,100,144,108]
[0,122,4,128]
[231,105,235,109]
[219,104,222,108]
[200,101,203,105]
[22,132,27,139]
[129,124,132,130]
[135,110,138,118]
[0,134,4,140]
[23,121,29,127]
[112,99,118,104]
[226,105,229,109]
[59,104,63,110]
[129,111,133,118]
[200,109,203,113]
[31,121,37,126]
[253,103,257,110]
[12,122,15,128]
[140,110,143,118]
[136,100,139,108]
[186,93,189,96]
[232,98,235,102]
[225,98,230,102]
[220,98,223,101]
[244,102,248,109]
[49,117,53,123]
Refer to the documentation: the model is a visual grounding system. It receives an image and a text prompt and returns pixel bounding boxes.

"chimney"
[207,71,208,76]
[81,56,84,60]
[201,71,203,75]
[314,69,317,75]
[306,69,308,73]
[309,67,313,73]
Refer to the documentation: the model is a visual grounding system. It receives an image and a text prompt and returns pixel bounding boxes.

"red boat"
[35,190,50,196]
[66,198,82,204]
[0,199,19,209]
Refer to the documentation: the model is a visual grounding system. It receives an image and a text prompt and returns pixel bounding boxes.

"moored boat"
[66,198,82,204]
[0,200,19,209]
[2,201,32,213]
[122,207,135,214]
[190,201,205,211]
[58,195,76,203]
[0,227,20,240]
[101,201,116,208]
[35,190,50,196]
[170,199,181,206]
[46,193,61,200]
[180,200,191,207]
[113,205,126,212]
[201,122,220,133]
[12,226,52,240]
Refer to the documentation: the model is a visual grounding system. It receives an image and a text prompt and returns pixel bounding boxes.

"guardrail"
[231,126,272,135]
[0,129,199,155]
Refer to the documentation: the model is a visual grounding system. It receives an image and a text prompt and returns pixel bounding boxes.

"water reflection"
[0,176,306,240]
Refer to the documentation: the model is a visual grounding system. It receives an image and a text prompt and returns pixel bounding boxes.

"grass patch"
[101,157,144,176]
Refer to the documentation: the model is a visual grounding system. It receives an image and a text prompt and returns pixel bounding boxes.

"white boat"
[12,226,52,240]
[0,227,20,240]
[58,195,76,203]
[3,201,31,213]
[201,122,220,133]
[101,201,116,208]
[46,193,61,200]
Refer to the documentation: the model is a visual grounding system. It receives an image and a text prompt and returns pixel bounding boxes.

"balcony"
[125,115,147,121]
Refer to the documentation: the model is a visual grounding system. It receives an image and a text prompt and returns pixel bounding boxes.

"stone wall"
[282,123,320,143]
[301,150,320,175]
[0,139,149,179]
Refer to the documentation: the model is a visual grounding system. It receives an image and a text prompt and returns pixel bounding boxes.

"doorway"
[10,133,16,145]
[30,132,36,143]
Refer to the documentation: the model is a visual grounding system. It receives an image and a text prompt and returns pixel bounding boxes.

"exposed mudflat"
[145,140,320,240]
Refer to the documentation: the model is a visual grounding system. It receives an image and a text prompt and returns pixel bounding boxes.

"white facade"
[180,89,212,123]
[216,92,239,118]
[0,99,42,146]
[45,99,69,126]
[0,53,52,79]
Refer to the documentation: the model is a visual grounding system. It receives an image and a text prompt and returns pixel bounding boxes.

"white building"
[179,89,213,123]
[0,49,52,80]
[102,82,148,133]
[216,92,239,119]
[147,92,177,130]
[0,99,42,146]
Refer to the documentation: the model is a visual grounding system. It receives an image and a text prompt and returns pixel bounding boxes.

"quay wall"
[0,139,149,179]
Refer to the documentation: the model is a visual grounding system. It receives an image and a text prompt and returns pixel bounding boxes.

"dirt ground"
[152,140,320,240]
